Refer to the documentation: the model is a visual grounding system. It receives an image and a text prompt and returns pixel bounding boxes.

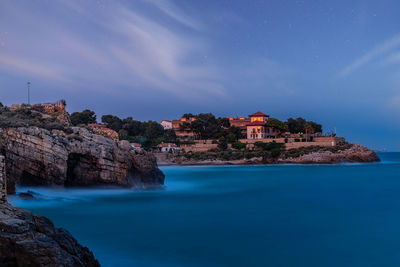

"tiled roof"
[131,143,141,147]
[248,111,269,117]
[158,143,177,147]
[247,121,266,126]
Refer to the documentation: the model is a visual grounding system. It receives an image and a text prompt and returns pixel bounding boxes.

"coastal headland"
[0,100,379,265]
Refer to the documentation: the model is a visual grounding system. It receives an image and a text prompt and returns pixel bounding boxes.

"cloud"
[338,34,400,77]
[0,55,67,82]
[143,0,202,31]
[0,0,225,100]
[381,51,400,66]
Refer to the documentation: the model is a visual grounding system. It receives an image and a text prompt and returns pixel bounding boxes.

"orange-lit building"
[228,116,250,135]
[246,111,281,139]
[171,117,197,140]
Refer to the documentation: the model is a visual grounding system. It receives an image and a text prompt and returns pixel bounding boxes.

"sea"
[8,152,400,267]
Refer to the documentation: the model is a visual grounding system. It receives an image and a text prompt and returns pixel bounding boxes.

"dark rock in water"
[18,192,35,199]
[0,203,100,266]
[0,155,99,266]
[0,127,165,193]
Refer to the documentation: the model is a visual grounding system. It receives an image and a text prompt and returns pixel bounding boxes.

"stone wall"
[0,155,6,202]
[239,136,340,150]
[180,140,219,152]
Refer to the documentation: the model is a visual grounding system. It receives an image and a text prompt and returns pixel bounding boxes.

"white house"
[160,120,172,130]
[131,143,142,150]
[158,143,180,153]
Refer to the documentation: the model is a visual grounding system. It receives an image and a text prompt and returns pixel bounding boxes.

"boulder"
[0,203,100,266]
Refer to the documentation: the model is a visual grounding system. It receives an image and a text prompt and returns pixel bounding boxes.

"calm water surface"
[9,153,400,267]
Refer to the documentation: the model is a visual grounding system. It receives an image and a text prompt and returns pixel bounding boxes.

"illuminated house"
[228,116,250,135]
[160,120,172,130]
[246,111,269,139]
[246,111,282,139]
[171,117,197,140]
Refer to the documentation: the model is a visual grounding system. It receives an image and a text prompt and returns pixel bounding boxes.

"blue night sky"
[0,0,399,150]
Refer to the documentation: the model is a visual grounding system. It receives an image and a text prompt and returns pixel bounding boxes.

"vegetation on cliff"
[284,142,352,159]
[179,141,285,163]
[0,104,70,131]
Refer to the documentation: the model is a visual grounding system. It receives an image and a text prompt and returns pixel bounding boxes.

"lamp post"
[27,82,31,105]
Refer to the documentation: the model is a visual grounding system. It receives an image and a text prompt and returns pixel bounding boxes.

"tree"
[122,117,145,137]
[287,117,306,133]
[164,129,177,142]
[232,142,246,150]
[226,126,242,143]
[144,121,164,141]
[118,129,128,139]
[265,118,288,132]
[101,115,122,131]
[217,136,228,150]
[305,121,322,133]
[70,109,96,126]
[182,113,194,119]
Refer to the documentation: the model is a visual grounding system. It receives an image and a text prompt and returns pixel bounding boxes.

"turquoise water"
[9,153,400,267]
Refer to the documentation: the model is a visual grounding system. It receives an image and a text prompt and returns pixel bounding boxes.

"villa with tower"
[246,111,281,139]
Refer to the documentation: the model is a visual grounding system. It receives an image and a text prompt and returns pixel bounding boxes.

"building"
[228,116,250,135]
[131,143,142,151]
[172,117,197,140]
[11,99,67,114]
[158,143,180,153]
[34,100,66,114]
[88,123,119,141]
[246,111,270,139]
[160,120,172,130]
[246,111,284,139]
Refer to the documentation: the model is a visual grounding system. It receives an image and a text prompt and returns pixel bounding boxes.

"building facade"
[246,111,270,139]
[160,120,172,130]
[158,143,180,153]
[171,117,197,140]
[228,116,250,136]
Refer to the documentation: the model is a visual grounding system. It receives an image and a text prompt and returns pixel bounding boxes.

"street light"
[27,82,30,105]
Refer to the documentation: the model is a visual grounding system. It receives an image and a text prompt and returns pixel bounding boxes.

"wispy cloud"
[381,51,400,66]
[338,34,400,77]
[143,0,202,31]
[0,0,225,99]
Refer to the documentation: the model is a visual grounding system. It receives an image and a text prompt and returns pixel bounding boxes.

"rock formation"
[0,127,164,193]
[279,144,380,164]
[0,155,100,266]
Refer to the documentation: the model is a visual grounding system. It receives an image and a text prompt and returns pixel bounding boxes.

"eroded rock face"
[0,127,164,193]
[0,203,100,267]
[0,155,99,266]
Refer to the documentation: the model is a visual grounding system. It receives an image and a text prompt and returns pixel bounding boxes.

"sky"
[0,0,399,151]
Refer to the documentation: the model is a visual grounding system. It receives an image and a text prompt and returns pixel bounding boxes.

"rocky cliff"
[0,155,100,266]
[0,127,164,193]
[279,144,380,164]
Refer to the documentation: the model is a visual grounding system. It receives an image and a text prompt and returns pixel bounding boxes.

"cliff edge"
[0,127,164,193]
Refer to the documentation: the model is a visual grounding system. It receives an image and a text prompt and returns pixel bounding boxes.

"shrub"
[232,142,246,150]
